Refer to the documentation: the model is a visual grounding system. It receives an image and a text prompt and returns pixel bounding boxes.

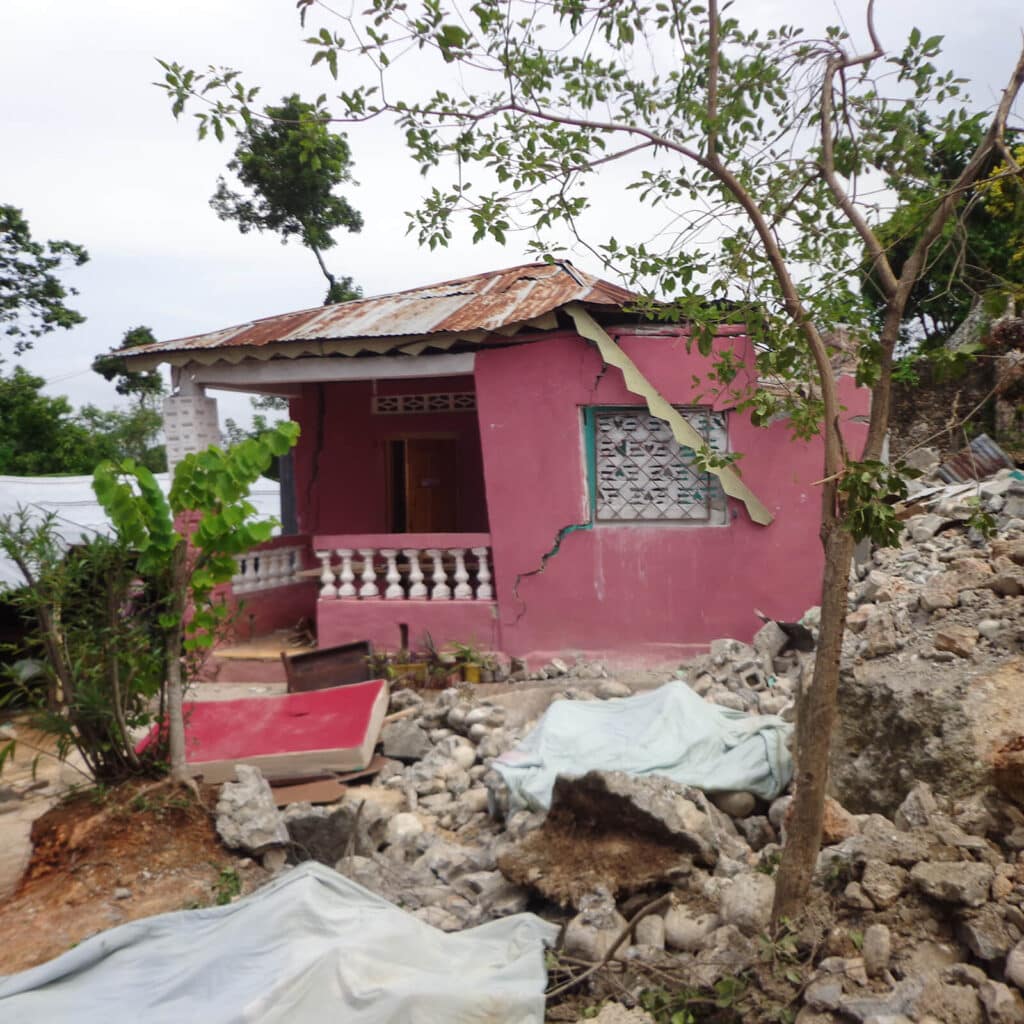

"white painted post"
[337,549,358,599]
[426,549,451,600]
[358,548,380,598]
[404,548,428,600]
[382,549,404,599]
[450,548,472,600]
[472,546,493,600]
[315,550,337,599]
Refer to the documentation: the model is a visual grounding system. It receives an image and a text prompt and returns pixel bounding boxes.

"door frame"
[385,431,461,533]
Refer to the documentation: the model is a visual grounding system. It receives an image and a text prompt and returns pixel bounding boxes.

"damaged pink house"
[118,261,868,669]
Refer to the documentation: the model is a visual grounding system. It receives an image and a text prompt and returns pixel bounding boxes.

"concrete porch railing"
[312,534,493,602]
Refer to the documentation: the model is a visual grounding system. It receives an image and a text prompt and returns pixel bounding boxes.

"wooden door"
[404,438,458,532]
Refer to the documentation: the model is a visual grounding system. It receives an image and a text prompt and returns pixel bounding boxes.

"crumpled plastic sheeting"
[492,681,793,812]
[0,861,558,1024]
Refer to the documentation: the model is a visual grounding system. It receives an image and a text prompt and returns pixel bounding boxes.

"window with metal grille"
[585,407,729,524]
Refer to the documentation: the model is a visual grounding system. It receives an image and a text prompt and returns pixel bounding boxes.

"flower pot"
[461,664,481,684]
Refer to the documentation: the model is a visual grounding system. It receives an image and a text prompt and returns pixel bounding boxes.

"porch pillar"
[163,368,221,476]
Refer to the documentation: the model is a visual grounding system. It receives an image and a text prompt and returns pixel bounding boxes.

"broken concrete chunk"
[1006,940,1024,992]
[215,764,289,855]
[958,904,1018,962]
[920,572,961,612]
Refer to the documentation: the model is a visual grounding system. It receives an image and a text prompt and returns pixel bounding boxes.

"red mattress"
[138,679,389,783]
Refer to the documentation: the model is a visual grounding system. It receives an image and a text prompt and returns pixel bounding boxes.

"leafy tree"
[159,3,1024,920]
[864,130,1024,344]
[93,325,167,405]
[0,205,89,355]
[76,403,166,474]
[0,366,165,475]
[193,90,364,304]
[0,516,166,781]
[0,366,93,474]
[93,421,300,783]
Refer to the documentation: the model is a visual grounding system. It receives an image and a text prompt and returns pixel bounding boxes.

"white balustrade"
[315,543,495,602]
[232,545,304,594]
[472,546,493,600]
[337,549,358,599]
[358,548,380,597]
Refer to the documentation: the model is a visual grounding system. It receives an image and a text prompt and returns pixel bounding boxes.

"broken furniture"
[280,639,373,693]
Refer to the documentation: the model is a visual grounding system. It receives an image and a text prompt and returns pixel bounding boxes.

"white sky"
[2,0,1022,427]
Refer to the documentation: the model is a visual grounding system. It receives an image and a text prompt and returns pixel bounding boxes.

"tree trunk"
[165,541,189,784]
[771,506,855,926]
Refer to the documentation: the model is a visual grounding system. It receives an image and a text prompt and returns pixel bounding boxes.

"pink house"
[122,262,869,670]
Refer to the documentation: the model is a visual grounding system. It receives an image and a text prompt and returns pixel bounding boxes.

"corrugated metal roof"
[119,261,638,366]
[934,433,1015,483]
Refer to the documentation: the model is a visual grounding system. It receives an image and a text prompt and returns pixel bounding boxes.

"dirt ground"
[0,777,265,975]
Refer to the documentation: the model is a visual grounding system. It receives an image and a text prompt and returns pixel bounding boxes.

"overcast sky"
[2,0,1022,428]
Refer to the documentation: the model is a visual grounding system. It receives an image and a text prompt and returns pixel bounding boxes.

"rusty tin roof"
[119,261,639,367]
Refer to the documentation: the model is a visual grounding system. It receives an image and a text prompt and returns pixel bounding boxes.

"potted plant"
[452,640,485,683]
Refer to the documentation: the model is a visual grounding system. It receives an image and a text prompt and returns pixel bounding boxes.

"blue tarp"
[491,681,793,812]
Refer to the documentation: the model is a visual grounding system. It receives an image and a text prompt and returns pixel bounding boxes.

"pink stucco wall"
[291,375,488,535]
[279,328,868,668]
[473,331,870,666]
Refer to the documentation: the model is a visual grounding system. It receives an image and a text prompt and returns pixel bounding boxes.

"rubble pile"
[208,467,1024,1023]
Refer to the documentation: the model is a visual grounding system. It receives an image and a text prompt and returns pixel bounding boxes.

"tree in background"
[184,89,364,304]
[0,366,165,475]
[863,129,1024,345]
[0,204,88,356]
[93,325,167,405]
[160,1,1024,922]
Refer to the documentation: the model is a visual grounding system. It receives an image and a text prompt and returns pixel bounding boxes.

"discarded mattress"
[0,861,558,1024]
[136,679,389,783]
[492,681,793,812]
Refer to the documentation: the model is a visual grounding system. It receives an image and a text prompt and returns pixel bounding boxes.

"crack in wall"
[508,520,592,626]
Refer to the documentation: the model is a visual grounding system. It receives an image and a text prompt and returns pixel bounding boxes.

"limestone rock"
[821,797,858,845]
[1006,940,1024,992]
[979,980,1024,1024]
[215,765,289,855]
[711,791,757,819]
[634,914,665,950]
[958,904,1019,962]
[381,719,432,762]
[910,861,994,907]
[862,923,891,979]
[663,906,719,952]
[563,888,628,961]
[859,862,906,911]
[895,782,939,831]
[934,623,979,659]
[595,680,633,700]
[719,873,774,935]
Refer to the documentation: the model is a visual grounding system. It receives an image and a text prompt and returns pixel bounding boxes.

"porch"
[312,533,497,653]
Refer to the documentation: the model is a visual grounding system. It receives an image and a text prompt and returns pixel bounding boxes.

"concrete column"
[163,367,221,476]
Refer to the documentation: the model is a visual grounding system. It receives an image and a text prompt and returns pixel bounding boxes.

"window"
[586,407,729,524]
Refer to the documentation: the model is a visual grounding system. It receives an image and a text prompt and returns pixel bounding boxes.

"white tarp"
[0,861,558,1024]
[0,473,280,590]
[492,681,793,812]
